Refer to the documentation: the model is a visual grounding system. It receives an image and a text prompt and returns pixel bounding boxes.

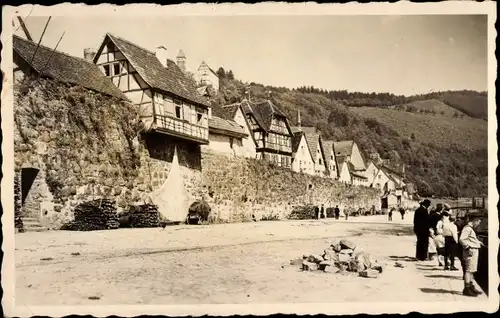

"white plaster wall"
[292,136,315,175]
[233,108,256,159]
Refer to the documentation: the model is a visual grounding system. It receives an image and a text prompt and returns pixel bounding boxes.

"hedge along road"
[15,213,487,305]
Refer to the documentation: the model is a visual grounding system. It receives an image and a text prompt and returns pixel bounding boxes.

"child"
[459,212,484,296]
[441,209,459,270]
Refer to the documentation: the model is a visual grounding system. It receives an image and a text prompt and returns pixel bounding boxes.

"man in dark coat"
[314,205,320,220]
[320,204,325,219]
[334,205,340,220]
[413,199,431,261]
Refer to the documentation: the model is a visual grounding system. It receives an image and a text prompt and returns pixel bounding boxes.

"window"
[103,65,110,76]
[319,159,322,165]
[197,113,203,124]
[113,63,121,76]
[175,104,182,119]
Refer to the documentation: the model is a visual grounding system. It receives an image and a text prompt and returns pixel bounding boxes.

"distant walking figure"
[334,205,340,220]
[314,205,320,220]
[320,204,325,219]
[413,199,431,261]
[389,208,394,221]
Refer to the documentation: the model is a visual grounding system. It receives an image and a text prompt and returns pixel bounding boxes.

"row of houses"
[12,32,416,208]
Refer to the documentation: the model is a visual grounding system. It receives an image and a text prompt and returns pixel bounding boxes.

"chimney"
[208,107,212,119]
[176,49,186,73]
[155,45,168,68]
[84,48,97,62]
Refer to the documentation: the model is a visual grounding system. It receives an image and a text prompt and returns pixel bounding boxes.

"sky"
[15,15,488,96]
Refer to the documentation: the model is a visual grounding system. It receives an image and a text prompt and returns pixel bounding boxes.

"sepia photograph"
[1,2,497,317]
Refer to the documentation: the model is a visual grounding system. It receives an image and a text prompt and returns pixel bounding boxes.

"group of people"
[388,206,406,221]
[314,205,341,220]
[413,199,485,297]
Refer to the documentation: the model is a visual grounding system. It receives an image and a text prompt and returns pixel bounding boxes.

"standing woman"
[413,199,431,261]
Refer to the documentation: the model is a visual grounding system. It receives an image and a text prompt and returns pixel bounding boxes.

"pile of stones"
[296,239,384,278]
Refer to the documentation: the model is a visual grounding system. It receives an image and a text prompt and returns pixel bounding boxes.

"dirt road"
[15,214,488,305]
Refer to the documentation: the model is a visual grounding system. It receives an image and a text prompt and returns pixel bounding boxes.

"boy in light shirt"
[459,212,484,297]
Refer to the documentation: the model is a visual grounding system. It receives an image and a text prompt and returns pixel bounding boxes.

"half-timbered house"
[93,33,211,146]
[238,99,294,168]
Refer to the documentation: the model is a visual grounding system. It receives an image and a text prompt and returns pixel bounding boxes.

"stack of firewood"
[14,174,24,232]
[69,199,119,231]
[129,204,160,228]
[287,205,315,220]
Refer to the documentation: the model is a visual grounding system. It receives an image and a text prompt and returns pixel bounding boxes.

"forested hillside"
[210,68,488,198]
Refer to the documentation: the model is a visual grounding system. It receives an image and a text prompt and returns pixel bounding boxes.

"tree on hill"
[410,133,416,141]
[216,67,226,78]
[227,70,235,80]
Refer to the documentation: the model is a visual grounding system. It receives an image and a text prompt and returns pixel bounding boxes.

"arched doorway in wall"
[21,167,40,206]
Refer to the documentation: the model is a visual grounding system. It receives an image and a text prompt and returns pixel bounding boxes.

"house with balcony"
[237,99,294,168]
[92,34,211,151]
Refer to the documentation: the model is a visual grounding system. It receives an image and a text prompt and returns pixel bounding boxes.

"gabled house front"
[336,156,352,184]
[300,126,328,177]
[194,61,219,92]
[290,128,315,175]
[363,160,380,186]
[222,103,257,159]
[321,140,339,180]
[333,140,366,171]
[93,33,211,145]
[239,99,294,168]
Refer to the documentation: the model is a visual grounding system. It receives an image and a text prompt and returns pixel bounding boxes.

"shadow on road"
[416,267,444,271]
[425,274,462,280]
[419,288,462,295]
[359,226,414,237]
[388,255,417,262]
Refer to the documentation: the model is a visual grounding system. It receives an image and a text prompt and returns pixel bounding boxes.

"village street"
[15,212,487,306]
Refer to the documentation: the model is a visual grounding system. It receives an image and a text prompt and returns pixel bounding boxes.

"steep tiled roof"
[239,99,290,133]
[13,35,127,100]
[322,140,335,166]
[348,162,367,179]
[336,155,347,167]
[105,33,210,107]
[291,126,302,134]
[209,116,247,138]
[222,104,240,120]
[198,61,218,77]
[301,126,320,161]
[333,140,354,157]
[291,131,304,153]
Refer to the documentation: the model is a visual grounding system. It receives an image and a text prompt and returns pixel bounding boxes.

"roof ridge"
[13,34,96,65]
[107,33,156,56]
